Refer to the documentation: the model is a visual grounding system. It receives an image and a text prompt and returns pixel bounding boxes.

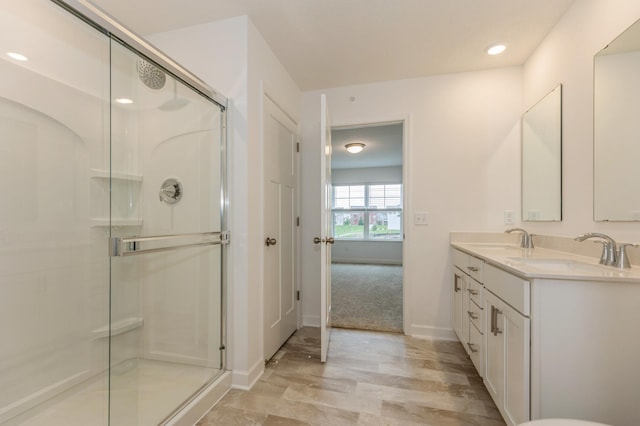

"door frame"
[328,114,410,333]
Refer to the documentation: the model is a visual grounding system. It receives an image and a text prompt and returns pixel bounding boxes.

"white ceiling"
[88,0,575,91]
[331,123,403,170]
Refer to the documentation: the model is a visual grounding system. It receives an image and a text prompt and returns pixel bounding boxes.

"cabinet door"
[453,268,465,342]
[503,302,530,425]
[484,291,504,407]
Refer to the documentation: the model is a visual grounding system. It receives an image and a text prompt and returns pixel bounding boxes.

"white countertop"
[451,242,640,283]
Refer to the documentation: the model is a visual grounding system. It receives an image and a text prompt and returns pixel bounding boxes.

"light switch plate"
[504,210,515,225]
[414,212,428,225]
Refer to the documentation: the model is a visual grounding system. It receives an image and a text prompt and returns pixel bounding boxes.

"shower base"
[3,359,223,426]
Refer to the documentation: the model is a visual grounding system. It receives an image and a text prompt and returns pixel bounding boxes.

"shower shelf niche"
[91,218,143,227]
[92,316,144,339]
[90,169,143,227]
[90,168,143,182]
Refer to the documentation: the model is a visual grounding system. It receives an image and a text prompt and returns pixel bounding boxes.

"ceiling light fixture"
[7,52,28,61]
[487,44,506,55]
[114,98,133,104]
[345,142,365,154]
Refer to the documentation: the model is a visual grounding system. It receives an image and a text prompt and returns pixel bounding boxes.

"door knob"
[265,237,277,246]
[325,237,335,244]
[313,237,324,244]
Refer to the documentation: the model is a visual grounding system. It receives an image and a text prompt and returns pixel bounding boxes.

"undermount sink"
[506,257,603,273]
[465,244,521,250]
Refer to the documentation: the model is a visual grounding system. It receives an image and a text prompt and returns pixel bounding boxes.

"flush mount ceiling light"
[7,52,28,61]
[114,98,133,104]
[345,142,365,154]
[487,44,506,55]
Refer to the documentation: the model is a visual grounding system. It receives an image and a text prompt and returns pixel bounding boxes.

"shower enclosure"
[0,0,228,424]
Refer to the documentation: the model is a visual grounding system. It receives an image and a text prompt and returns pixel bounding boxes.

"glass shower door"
[0,0,111,424]
[108,41,224,425]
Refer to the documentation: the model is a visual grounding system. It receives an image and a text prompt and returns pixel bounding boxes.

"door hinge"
[296,216,300,226]
[296,290,300,301]
[296,142,300,153]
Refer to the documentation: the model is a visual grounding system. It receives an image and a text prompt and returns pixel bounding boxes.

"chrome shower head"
[136,58,166,90]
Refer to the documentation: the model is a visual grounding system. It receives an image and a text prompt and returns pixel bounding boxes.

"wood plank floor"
[197,327,505,425]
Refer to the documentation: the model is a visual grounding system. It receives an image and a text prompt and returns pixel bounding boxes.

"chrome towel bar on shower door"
[110,231,229,257]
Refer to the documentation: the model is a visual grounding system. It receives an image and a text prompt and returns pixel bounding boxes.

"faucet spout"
[505,228,534,249]
[574,233,617,266]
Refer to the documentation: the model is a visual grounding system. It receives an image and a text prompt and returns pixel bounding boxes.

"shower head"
[136,58,166,90]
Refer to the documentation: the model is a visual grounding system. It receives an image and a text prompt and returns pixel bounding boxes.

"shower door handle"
[110,231,229,257]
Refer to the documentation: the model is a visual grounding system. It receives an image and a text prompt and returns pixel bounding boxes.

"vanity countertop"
[451,242,640,283]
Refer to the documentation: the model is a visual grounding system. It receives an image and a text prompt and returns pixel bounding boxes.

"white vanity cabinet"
[452,240,640,426]
[452,249,484,376]
[484,264,530,426]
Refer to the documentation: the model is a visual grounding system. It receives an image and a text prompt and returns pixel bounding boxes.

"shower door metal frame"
[51,0,228,109]
[49,0,230,424]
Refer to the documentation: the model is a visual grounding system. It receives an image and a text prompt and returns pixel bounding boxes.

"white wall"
[301,68,523,338]
[149,15,301,388]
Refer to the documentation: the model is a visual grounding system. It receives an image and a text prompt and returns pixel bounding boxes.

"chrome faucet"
[574,233,617,266]
[505,228,534,248]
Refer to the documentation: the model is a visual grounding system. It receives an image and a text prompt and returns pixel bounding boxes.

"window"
[332,184,402,240]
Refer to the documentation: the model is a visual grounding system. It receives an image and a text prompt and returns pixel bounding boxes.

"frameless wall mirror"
[594,18,640,221]
[521,84,562,221]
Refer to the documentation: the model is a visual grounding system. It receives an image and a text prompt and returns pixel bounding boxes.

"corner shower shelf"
[91,218,143,227]
[92,317,144,339]
[90,169,143,182]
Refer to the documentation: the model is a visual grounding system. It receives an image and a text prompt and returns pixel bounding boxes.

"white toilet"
[519,420,612,426]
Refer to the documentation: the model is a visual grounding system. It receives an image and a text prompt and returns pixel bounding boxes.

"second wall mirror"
[594,18,640,221]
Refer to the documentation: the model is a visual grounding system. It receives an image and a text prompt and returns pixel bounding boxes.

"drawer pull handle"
[490,305,503,336]
[467,342,478,353]
[467,311,478,320]
[467,266,479,272]
[454,275,461,292]
[467,289,478,296]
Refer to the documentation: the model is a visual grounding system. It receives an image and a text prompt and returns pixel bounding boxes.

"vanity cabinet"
[452,249,484,376]
[452,241,640,426]
[483,265,530,426]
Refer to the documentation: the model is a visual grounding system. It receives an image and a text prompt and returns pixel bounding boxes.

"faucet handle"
[592,240,611,265]
[616,243,638,269]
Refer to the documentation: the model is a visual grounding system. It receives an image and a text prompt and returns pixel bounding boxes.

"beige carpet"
[330,263,403,332]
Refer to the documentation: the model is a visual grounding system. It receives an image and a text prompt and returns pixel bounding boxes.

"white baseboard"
[302,315,320,327]
[405,324,457,341]
[231,358,264,390]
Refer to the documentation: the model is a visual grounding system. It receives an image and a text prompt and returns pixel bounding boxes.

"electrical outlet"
[504,210,515,225]
[414,212,428,225]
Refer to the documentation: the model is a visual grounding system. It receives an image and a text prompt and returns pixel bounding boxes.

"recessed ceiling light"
[114,98,133,104]
[7,52,28,61]
[345,142,365,154]
[487,44,506,55]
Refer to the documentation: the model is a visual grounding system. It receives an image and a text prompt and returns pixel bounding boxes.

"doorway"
[329,122,404,333]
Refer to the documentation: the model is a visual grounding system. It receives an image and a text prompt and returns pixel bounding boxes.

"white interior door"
[263,95,298,361]
[320,94,333,363]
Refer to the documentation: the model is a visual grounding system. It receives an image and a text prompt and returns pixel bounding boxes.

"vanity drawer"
[468,256,484,282]
[467,278,483,307]
[468,322,484,376]
[467,298,483,332]
[452,249,484,283]
[484,263,530,316]
[453,249,469,271]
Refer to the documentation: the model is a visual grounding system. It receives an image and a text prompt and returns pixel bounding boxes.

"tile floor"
[197,327,505,425]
